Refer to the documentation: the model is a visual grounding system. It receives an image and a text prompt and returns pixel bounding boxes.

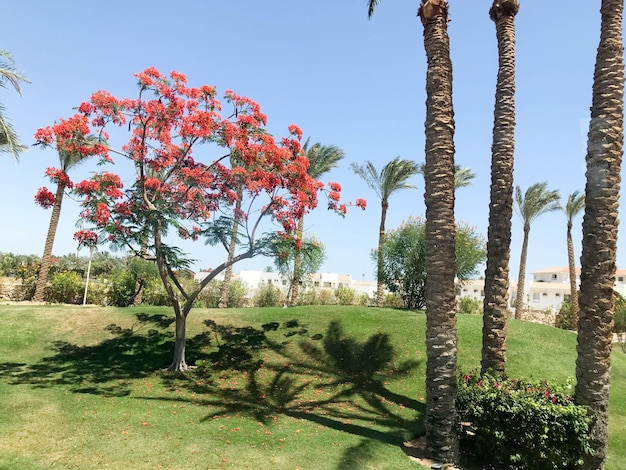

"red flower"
[73,229,99,247]
[34,187,56,209]
[356,198,367,210]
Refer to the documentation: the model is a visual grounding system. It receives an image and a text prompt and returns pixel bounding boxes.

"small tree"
[35,68,355,371]
[375,217,486,309]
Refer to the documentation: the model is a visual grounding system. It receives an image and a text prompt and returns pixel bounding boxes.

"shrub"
[317,288,336,305]
[106,270,137,307]
[555,300,574,330]
[335,285,357,305]
[298,288,318,306]
[457,296,482,315]
[46,271,84,304]
[383,292,403,309]
[253,283,283,307]
[457,371,593,469]
[615,300,626,353]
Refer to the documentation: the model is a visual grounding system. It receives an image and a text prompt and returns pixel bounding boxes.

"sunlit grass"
[0,304,623,469]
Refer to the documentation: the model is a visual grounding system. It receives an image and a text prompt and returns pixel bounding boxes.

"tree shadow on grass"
[0,312,425,467]
[161,319,425,449]
[0,311,212,396]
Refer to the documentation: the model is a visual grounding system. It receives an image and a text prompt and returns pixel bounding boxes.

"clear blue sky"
[0,1,616,282]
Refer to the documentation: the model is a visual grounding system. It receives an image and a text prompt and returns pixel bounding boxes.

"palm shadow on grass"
[0,312,425,457]
[163,318,425,447]
[0,311,212,396]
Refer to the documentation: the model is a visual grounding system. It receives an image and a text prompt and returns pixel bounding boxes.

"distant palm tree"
[290,138,344,306]
[33,138,98,302]
[513,183,560,319]
[350,156,419,308]
[575,0,623,467]
[481,0,520,377]
[0,49,29,160]
[562,191,585,328]
[417,163,475,190]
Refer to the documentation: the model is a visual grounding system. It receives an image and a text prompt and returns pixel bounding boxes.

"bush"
[555,300,574,330]
[457,296,482,315]
[457,371,593,469]
[383,292,403,309]
[46,271,84,304]
[298,288,318,306]
[194,279,249,308]
[335,285,357,305]
[253,283,283,307]
[615,299,626,353]
[317,288,336,305]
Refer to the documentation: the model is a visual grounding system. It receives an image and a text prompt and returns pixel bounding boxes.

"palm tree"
[481,0,520,377]
[513,183,560,320]
[290,138,344,306]
[563,191,585,329]
[33,140,97,302]
[350,156,419,308]
[417,1,459,463]
[367,1,457,462]
[417,163,476,189]
[0,49,29,161]
[575,0,623,467]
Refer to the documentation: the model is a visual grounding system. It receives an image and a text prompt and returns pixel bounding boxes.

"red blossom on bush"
[34,187,56,209]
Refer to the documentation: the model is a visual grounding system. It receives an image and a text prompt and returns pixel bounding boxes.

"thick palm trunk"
[290,216,305,306]
[420,1,459,463]
[575,1,623,468]
[481,0,518,376]
[33,183,66,302]
[375,201,388,307]
[514,225,530,320]
[566,221,579,328]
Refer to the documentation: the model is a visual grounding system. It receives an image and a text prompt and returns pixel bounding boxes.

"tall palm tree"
[368,1,457,462]
[33,140,97,302]
[513,183,560,320]
[481,0,519,377]
[290,138,344,306]
[0,49,29,161]
[418,1,459,463]
[350,156,419,308]
[417,163,476,189]
[575,0,623,467]
[563,191,585,329]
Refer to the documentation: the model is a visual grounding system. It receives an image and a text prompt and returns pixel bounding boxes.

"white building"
[459,267,626,313]
[194,269,377,299]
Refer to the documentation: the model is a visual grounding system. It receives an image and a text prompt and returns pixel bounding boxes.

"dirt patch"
[402,437,462,469]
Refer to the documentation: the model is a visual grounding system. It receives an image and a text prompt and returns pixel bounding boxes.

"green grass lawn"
[0,304,624,469]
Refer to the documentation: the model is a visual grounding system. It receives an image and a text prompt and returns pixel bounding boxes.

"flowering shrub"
[457,371,593,469]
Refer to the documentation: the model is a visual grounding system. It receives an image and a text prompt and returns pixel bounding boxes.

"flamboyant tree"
[35,68,359,371]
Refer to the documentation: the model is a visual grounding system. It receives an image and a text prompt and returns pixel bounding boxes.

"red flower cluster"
[34,187,56,209]
[73,229,99,247]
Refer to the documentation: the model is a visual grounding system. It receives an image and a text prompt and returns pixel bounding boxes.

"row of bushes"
[3,269,374,308]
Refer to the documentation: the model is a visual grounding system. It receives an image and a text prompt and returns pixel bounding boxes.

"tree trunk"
[33,182,66,302]
[566,220,579,328]
[290,216,305,306]
[169,312,188,371]
[481,0,519,376]
[219,193,242,308]
[375,201,388,307]
[514,224,530,320]
[575,1,623,468]
[420,2,459,463]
